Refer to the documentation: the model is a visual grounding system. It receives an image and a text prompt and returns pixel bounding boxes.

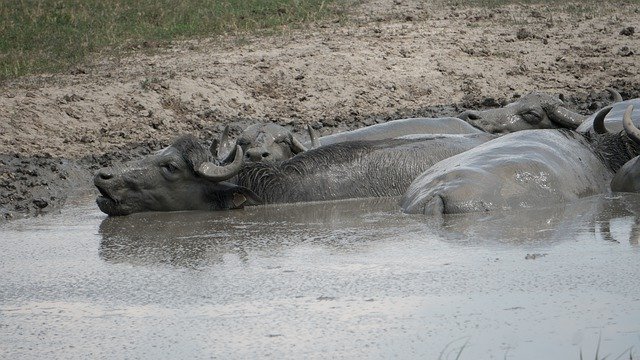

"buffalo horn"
[549,105,586,129]
[592,106,613,134]
[290,135,308,154]
[606,88,623,103]
[622,105,640,144]
[307,124,319,148]
[210,125,232,160]
[219,125,230,149]
[197,145,244,182]
[219,143,238,165]
[209,138,220,158]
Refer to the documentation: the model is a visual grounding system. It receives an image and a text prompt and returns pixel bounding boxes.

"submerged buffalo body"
[94,133,494,215]
[401,106,640,215]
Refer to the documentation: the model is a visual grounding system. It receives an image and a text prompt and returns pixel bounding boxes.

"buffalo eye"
[273,133,289,143]
[520,110,543,124]
[161,163,179,178]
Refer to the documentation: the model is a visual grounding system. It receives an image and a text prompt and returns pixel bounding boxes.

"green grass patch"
[0,0,346,81]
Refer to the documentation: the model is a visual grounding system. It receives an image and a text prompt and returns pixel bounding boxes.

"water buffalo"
[609,106,640,193]
[221,117,484,164]
[456,89,621,134]
[400,105,640,215]
[576,98,640,134]
[94,133,495,215]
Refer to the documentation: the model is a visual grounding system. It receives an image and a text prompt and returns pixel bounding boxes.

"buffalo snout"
[245,148,272,162]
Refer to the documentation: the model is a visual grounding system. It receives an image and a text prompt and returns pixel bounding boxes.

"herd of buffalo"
[93,89,640,217]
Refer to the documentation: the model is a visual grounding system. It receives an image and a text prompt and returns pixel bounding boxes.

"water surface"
[1,194,640,359]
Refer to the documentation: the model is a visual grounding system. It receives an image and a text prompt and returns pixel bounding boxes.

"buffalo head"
[94,135,260,216]
[224,123,308,163]
[457,90,621,133]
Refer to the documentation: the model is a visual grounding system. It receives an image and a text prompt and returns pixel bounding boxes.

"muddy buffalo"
[576,98,640,134]
[457,89,621,133]
[609,106,640,193]
[94,133,495,215]
[400,105,640,215]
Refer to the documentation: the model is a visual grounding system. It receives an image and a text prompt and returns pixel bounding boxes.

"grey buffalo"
[94,133,494,216]
[576,98,640,134]
[400,106,640,215]
[457,89,621,133]
[223,117,484,163]
[609,106,640,193]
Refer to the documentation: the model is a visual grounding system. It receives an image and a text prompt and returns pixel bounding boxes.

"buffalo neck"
[586,130,640,172]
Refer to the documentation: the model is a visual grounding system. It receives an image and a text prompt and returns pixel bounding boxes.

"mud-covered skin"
[457,93,585,133]
[400,129,638,215]
[94,133,495,215]
[309,117,484,146]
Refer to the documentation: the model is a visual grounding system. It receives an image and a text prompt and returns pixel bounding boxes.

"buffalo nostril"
[261,152,270,158]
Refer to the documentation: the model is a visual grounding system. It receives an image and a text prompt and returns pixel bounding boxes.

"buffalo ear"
[231,188,263,208]
[216,181,263,209]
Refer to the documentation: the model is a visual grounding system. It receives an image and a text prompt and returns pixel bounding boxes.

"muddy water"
[1,194,640,359]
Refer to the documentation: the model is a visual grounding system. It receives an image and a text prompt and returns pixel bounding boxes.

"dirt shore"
[1,0,639,220]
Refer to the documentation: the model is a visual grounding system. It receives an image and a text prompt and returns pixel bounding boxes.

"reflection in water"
[98,197,424,267]
[434,194,640,246]
[99,194,640,267]
[594,194,640,245]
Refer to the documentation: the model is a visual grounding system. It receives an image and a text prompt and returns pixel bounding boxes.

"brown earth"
[1,0,639,220]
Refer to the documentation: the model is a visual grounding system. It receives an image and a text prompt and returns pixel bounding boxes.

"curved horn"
[210,125,231,160]
[307,124,319,148]
[219,143,238,165]
[289,135,308,154]
[548,105,586,129]
[606,88,623,103]
[622,105,640,144]
[592,106,613,134]
[220,125,230,148]
[197,145,244,182]
[209,138,220,158]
